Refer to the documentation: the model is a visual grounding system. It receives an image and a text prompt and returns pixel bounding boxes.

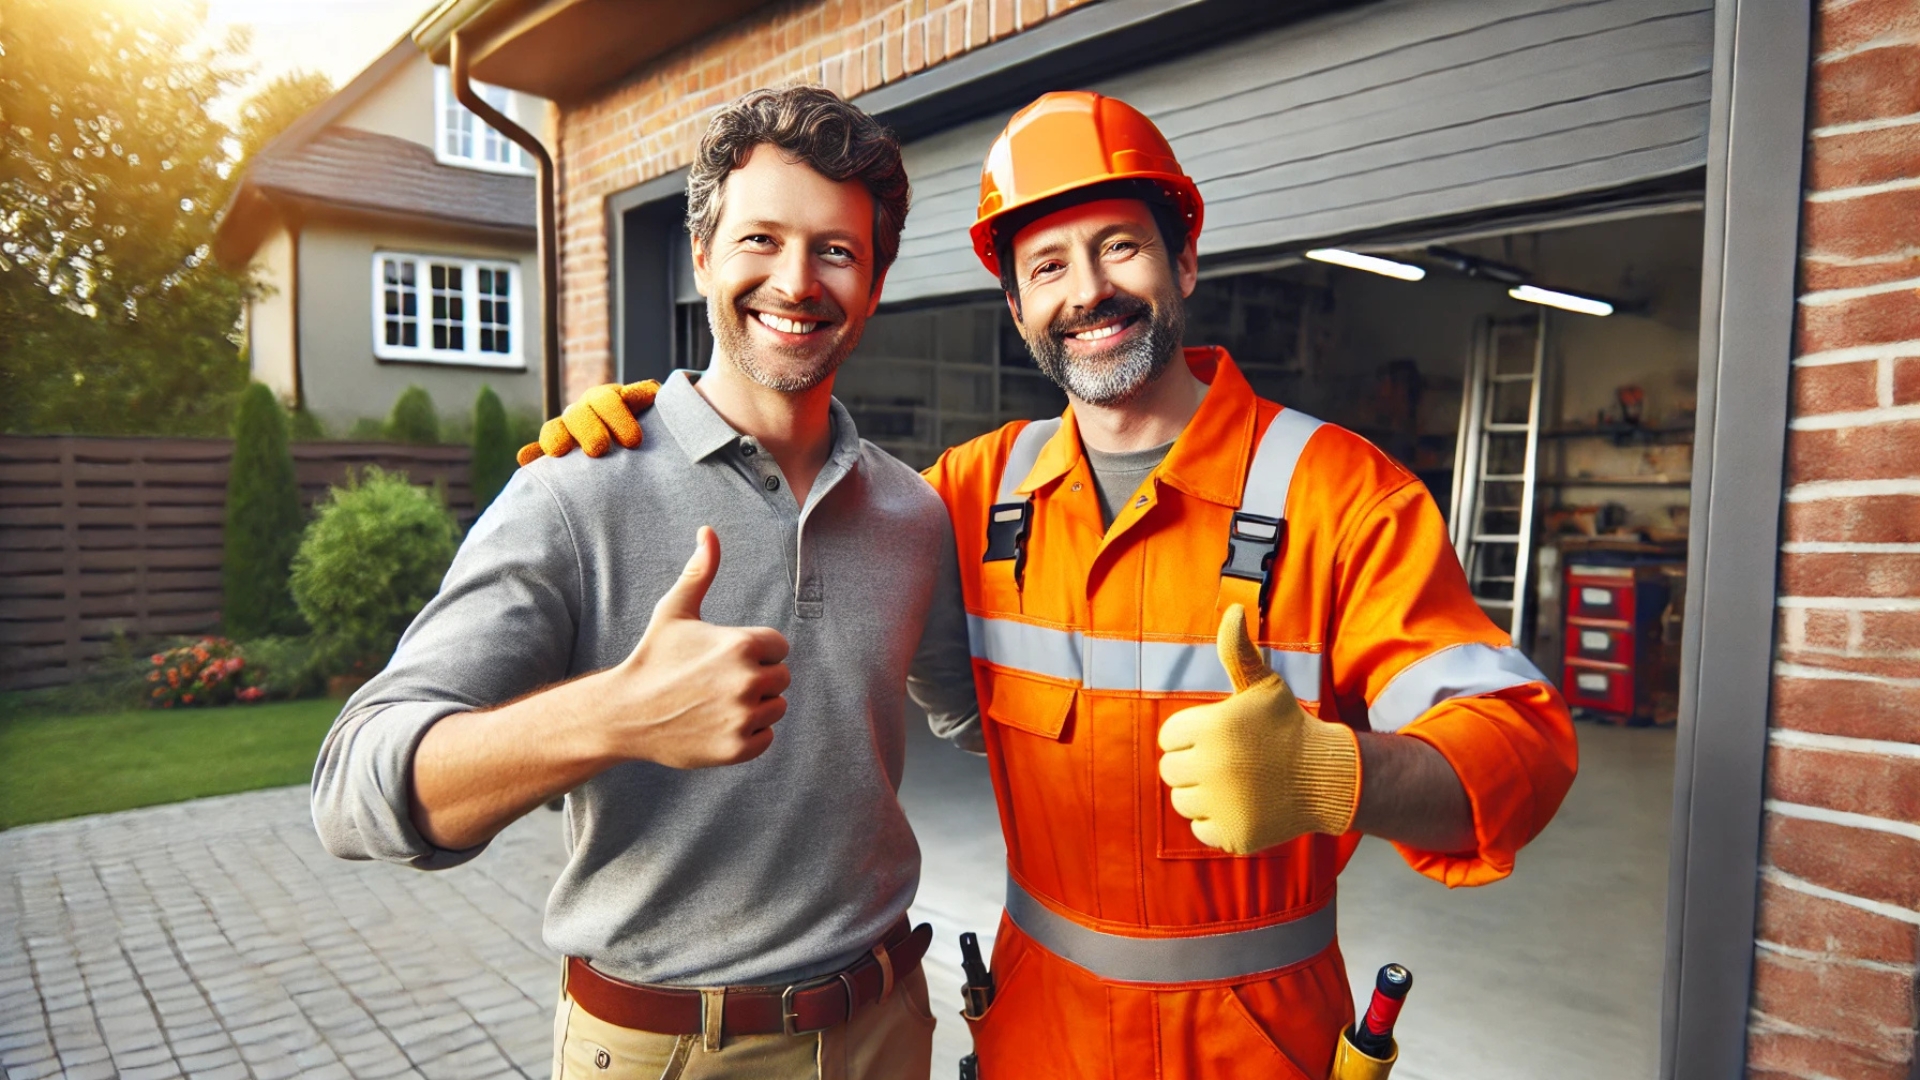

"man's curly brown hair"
[685,86,911,290]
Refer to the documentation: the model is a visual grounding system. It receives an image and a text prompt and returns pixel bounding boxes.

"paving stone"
[118,1062,185,1080]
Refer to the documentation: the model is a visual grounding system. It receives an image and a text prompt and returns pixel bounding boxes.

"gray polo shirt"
[310,370,966,988]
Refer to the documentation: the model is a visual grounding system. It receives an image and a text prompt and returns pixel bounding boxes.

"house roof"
[212,40,536,266]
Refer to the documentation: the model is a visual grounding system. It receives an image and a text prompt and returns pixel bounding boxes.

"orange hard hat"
[970,91,1203,276]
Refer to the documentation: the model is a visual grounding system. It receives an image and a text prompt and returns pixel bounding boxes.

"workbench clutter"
[1562,558,1684,725]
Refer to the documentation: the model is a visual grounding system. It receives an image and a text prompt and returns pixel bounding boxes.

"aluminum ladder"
[1448,312,1548,643]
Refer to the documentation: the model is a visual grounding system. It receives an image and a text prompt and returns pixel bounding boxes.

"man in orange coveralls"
[534,91,1577,1080]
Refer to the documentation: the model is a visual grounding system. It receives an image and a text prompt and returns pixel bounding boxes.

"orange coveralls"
[922,347,1578,1080]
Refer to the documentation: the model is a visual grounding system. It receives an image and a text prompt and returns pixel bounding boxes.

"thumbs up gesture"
[605,527,791,769]
[1156,604,1360,855]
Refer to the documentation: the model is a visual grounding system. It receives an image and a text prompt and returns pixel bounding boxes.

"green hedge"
[222,383,305,637]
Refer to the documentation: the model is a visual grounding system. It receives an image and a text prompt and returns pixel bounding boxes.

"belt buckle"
[780,971,855,1036]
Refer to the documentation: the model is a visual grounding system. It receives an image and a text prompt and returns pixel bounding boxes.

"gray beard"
[1026,300,1185,408]
[708,299,859,393]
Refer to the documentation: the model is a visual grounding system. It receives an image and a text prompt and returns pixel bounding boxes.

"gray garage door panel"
[882,0,1712,305]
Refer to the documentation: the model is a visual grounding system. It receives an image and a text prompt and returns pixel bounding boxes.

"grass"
[0,698,343,829]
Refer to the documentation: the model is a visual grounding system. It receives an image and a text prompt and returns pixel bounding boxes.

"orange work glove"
[515,380,659,466]
[1156,604,1361,855]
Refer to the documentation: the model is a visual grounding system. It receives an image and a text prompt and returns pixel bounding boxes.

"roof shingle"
[250,127,535,232]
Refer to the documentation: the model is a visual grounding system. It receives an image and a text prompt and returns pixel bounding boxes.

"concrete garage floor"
[899,715,1675,1080]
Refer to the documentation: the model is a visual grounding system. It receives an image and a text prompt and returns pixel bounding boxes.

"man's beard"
[1021,288,1185,407]
[708,285,863,393]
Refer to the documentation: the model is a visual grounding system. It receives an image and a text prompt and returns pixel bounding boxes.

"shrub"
[147,636,266,708]
[288,407,327,441]
[290,466,459,673]
[238,635,324,699]
[471,384,514,513]
[384,385,440,444]
[223,383,305,638]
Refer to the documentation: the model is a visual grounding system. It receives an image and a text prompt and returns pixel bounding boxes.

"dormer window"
[434,67,530,174]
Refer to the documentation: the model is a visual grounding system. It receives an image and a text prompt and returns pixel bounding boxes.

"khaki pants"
[551,967,936,1080]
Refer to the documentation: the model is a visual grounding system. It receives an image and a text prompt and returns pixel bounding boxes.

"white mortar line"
[1811,111,1920,138]
[1773,661,1920,688]
[1787,478,1920,500]
[1790,404,1920,430]
[1763,867,1920,926]
[1793,339,1920,367]
[1805,175,1920,202]
[1766,799,1920,843]
[1777,596,1920,611]
[1770,728,1920,759]
[1798,275,1920,305]
[1755,938,1919,976]
[1782,541,1920,553]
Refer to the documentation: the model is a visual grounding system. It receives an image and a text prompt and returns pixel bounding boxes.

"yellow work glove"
[515,380,660,466]
[1156,604,1361,855]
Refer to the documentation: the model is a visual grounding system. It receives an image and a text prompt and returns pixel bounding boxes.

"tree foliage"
[234,70,333,164]
[223,383,305,638]
[385,385,441,444]
[470,385,514,513]
[290,468,459,673]
[0,0,255,434]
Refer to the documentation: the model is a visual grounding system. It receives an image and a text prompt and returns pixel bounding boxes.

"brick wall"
[1749,2,1920,1077]
[553,0,1097,398]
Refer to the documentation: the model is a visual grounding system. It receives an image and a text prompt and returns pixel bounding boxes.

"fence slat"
[0,434,475,689]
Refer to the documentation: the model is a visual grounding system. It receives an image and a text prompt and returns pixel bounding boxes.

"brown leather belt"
[564,920,932,1038]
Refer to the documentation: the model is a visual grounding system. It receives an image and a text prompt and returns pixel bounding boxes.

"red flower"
[151,654,164,664]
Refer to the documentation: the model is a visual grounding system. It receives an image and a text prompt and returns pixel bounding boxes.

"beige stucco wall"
[297,221,543,434]
[246,224,298,404]
[335,49,553,155]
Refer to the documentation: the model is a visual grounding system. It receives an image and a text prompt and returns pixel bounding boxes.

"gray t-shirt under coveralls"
[310,371,970,988]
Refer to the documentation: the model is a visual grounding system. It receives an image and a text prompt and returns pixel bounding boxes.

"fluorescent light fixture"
[1508,284,1614,317]
[1305,248,1426,281]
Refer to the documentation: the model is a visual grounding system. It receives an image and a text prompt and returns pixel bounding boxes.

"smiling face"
[1006,197,1197,407]
[693,143,883,393]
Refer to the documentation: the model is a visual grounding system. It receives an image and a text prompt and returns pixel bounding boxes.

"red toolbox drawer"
[1564,660,1635,717]
[1566,620,1634,665]
[1568,569,1636,622]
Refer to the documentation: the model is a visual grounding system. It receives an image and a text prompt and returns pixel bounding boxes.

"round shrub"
[470,384,514,514]
[384,385,440,444]
[290,466,459,672]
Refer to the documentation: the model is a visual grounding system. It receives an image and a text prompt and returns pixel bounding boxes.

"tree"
[470,385,514,513]
[234,71,334,164]
[385,386,440,445]
[0,0,255,435]
[223,383,305,638]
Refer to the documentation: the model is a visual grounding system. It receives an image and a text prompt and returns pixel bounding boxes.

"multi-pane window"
[435,68,527,172]
[373,253,519,367]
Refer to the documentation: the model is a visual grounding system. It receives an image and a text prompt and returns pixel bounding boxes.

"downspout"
[288,220,304,410]
[451,31,562,419]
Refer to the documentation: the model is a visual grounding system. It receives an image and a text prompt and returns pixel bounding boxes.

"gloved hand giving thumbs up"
[598,526,791,768]
[1157,604,1360,855]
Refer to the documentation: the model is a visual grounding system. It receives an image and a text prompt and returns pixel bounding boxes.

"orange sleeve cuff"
[1389,682,1577,888]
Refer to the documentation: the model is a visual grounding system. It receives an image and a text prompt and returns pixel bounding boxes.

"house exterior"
[213,41,552,435]
[404,1,1916,1077]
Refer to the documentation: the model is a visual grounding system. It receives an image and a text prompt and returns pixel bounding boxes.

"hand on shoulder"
[516,380,660,466]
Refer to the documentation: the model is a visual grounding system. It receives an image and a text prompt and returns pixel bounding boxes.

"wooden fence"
[0,435,474,691]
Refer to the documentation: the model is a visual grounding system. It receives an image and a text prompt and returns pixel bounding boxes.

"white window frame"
[370,252,525,369]
[432,67,532,175]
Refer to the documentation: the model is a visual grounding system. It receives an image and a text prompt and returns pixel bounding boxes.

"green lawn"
[0,698,343,829]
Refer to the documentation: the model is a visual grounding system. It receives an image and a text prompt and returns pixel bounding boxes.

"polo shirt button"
[764,475,780,492]
[741,442,757,456]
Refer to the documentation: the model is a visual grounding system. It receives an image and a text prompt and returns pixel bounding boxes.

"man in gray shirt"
[311,87,959,1079]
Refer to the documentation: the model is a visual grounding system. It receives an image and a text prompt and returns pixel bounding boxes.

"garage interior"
[820,205,1705,1079]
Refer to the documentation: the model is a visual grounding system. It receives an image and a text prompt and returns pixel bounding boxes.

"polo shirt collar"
[654,368,864,476]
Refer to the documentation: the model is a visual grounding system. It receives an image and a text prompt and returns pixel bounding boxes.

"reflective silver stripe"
[968,615,1323,701]
[1006,876,1337,984]
[1239,409,1325,522]
[1367,643,1548,733]
[996,417,1062,503]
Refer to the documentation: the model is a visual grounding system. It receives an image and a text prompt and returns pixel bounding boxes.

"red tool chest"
[1562,562,1679,724]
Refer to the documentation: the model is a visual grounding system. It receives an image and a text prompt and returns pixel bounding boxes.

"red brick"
[1754,877,1920,966]
[1804,253,1920,292]
[1859,608,1920,651]
[1896,356,1920,404]
[1767,753,1920,830]
[1797,288,1920,354]
[1805,607,1856,649]
[1808,124,1920,193]
[1786,494,1920,542]
[1775,674,1920,743]
[1752,949,1917,1054]
[1788,422,1920,484]
[1780,550,1920,597]
[1777,648,1920,678]
[1814,42,1920,127]
[1817,0,1920,59]
[1802,187,1920,261]
[1796,360,1881,414]
[1747,1026,1914,1080]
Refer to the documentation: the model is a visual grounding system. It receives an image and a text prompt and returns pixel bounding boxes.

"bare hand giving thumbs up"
[604,526,790,768]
